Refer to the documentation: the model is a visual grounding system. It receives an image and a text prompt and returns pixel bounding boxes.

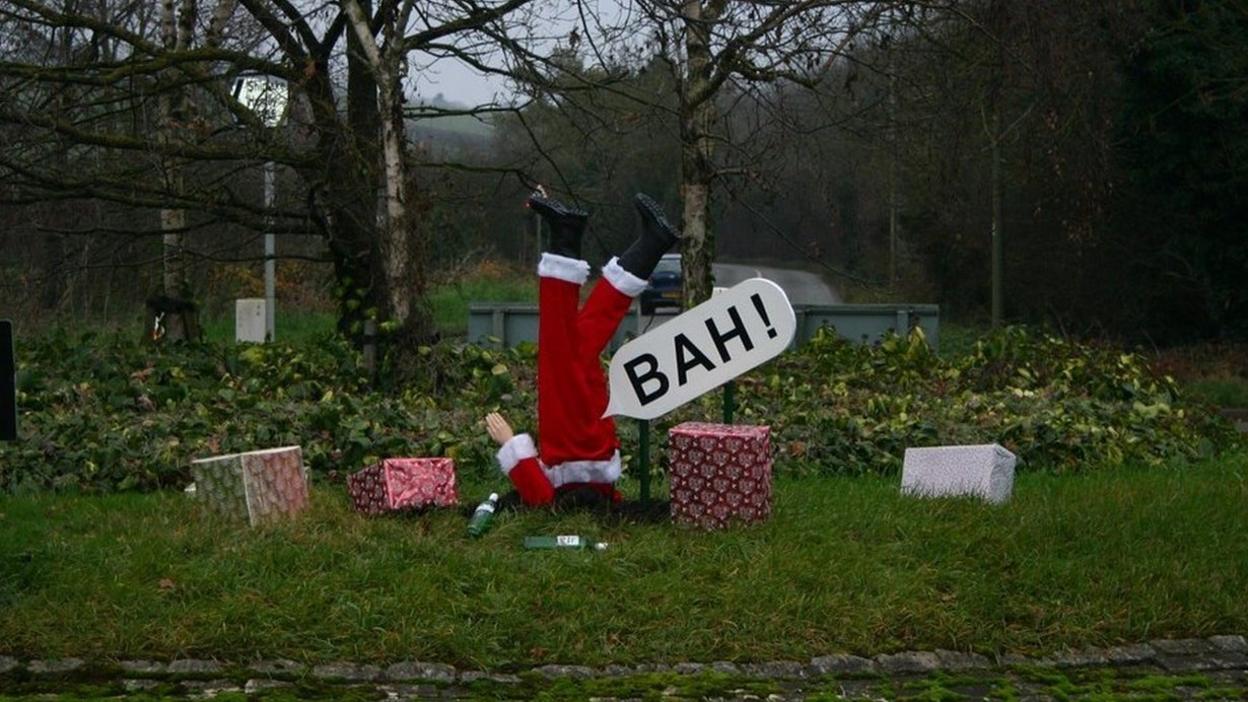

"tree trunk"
[159,0,188,305]
[343,0,433,343]
[990,110,1003,328]
[313,0,383,343]
[377,76,419,332]
[160,176,187,298]
[888,35,898,287]
[679,0,717,309]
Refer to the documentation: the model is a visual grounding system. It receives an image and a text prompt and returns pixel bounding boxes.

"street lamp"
[231,73,289,342]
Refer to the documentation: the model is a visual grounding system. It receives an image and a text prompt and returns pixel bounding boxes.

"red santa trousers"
[495,253,647,506]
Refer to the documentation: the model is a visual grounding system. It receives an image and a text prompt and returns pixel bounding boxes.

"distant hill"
[405,93,495,145]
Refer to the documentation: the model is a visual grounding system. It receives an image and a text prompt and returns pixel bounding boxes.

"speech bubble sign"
[604,278,796,420]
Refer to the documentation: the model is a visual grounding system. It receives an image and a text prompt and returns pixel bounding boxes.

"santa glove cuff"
[496,433,538,474]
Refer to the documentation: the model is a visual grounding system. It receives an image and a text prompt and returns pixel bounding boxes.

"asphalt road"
[712,262,841,305]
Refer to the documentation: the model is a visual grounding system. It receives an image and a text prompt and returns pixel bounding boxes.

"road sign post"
[232,73,288,343]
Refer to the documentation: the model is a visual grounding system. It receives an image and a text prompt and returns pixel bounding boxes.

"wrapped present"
[191,446,309,526]
[901,443,1016,504]
[668,422,772,530]
[347,458,458,515]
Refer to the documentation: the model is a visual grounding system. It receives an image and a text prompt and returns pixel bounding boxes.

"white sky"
[410,59,515,106]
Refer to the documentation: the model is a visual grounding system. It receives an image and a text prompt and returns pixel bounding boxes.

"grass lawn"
[2,453,1246,669]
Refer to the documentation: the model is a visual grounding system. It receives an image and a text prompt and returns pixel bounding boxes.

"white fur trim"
[602,257,648,298]
[496,433,538,474]
[538,253,590,285]
[543,451,622,488]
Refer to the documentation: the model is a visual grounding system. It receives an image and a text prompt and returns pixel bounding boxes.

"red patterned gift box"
[667,422,772,530]
[347,458,459,515]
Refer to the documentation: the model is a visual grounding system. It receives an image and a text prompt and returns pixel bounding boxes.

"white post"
[263,160,276,342]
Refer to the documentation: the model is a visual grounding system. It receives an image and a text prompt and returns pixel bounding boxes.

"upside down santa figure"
[484,191,680,508]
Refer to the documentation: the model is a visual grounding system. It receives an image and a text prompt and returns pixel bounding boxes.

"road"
[712,262,841,305]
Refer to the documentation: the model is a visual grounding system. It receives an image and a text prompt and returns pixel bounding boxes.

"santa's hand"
[485,412,515,446]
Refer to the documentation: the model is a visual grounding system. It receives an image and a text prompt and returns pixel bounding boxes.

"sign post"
[1,320,16,441]
[637,418,651,504]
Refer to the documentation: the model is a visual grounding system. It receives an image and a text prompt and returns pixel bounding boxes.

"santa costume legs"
[489,193,680,507]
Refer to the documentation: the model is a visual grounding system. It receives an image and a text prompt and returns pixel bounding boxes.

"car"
[639,253,683,315]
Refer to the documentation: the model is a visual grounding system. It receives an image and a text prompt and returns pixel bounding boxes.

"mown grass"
[2,453,1245,668]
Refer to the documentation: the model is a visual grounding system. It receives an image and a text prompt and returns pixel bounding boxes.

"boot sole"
[634,194,680,242]
[527,195,588,223]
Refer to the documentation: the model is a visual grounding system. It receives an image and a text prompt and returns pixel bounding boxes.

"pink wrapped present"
[347,458,459,515]
[668,423,772,530]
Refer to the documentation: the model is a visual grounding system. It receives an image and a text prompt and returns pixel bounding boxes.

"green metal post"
[723,380,736,424]
[637,418,651,504]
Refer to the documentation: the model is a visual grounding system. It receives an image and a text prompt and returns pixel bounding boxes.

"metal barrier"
[468,303,940,350]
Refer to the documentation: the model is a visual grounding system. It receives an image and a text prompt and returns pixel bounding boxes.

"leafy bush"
[0,327,1237,492]
[733,326,1239,474]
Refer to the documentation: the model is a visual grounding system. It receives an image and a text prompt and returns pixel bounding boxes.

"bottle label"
[556,535,581,547]
[475,504,495,515]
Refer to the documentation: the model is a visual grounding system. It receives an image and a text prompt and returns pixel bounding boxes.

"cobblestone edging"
[0,635,1244,688]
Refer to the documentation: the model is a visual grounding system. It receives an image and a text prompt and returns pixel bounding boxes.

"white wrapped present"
[900,444,1017,504]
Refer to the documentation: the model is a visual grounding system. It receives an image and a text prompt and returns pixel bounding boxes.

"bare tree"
[0,0,537,345]
[630,0,893,306]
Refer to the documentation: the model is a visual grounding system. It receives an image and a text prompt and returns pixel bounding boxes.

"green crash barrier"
[1,320,15,441]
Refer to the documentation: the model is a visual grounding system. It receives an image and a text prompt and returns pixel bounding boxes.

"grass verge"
[2,453,1245,667]
[201,311,337,345]
[1185,377,1248,409]
[430,263,536,337]
[195,263,536,343]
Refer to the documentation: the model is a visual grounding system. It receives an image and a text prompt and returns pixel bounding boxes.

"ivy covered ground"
[0,326,1238,492]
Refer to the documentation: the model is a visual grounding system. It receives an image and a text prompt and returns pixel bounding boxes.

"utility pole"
[887,10,898,287]
[264,159,276,341]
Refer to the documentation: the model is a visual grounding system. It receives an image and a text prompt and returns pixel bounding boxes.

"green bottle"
[467,493,499,538]
[523,535,608,551]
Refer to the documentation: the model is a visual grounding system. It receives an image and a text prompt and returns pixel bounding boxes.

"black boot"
[619,193,680,279]
[527,193,588,260]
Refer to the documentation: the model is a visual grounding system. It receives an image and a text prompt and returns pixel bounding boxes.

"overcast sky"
[411,59,515,106]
